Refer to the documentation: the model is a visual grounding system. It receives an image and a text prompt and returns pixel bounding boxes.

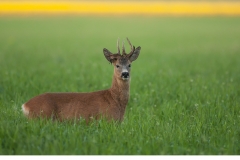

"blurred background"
[1,0,240,92]
[1,0,240,16]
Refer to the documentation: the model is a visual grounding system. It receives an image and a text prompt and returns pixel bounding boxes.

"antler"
[116,37,135,56]
[122,40,127,56]
[126,37,135,57]
[117,38,120,54]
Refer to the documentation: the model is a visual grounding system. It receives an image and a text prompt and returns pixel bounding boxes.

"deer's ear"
[103,48,117,63]
[129,46,141,62]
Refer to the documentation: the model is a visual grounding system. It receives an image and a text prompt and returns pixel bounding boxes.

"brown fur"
[22,38,141,122]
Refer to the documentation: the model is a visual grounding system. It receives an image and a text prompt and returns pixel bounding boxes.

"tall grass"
[0,16,239,154]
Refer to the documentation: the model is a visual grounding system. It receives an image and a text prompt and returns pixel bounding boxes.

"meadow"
[0,16,239,155]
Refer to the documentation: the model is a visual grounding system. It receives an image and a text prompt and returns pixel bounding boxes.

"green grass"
[0,16,240,155]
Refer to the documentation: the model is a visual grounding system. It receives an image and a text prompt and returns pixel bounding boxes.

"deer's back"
[23,90,121,121]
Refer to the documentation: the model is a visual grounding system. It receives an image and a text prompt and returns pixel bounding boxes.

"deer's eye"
[116,65,120,68]
[128,64,131,68]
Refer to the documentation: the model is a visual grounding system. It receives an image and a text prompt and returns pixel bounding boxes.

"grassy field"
[0,16,239,155]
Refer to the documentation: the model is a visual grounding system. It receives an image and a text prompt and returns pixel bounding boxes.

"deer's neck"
[109,75,130,110]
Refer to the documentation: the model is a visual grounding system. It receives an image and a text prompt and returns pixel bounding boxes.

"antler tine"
[122,40,126,55]
[117,38,120,54]
[127,37,133,51]
[126,37,135,56]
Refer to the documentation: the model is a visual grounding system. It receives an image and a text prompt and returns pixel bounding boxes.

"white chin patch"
[122,77,129,81]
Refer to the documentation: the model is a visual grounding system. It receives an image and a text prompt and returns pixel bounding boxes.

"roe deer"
[22,38,141,122]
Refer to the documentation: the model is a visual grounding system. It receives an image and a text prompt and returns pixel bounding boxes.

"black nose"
[121,72,129,78]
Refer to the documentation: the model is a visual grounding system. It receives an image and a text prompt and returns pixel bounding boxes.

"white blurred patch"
[122,77,129,81]
[122,69,128,73]
[22,104,29,116]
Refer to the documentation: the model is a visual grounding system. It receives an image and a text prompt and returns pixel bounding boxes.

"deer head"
[103,38,141,81]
